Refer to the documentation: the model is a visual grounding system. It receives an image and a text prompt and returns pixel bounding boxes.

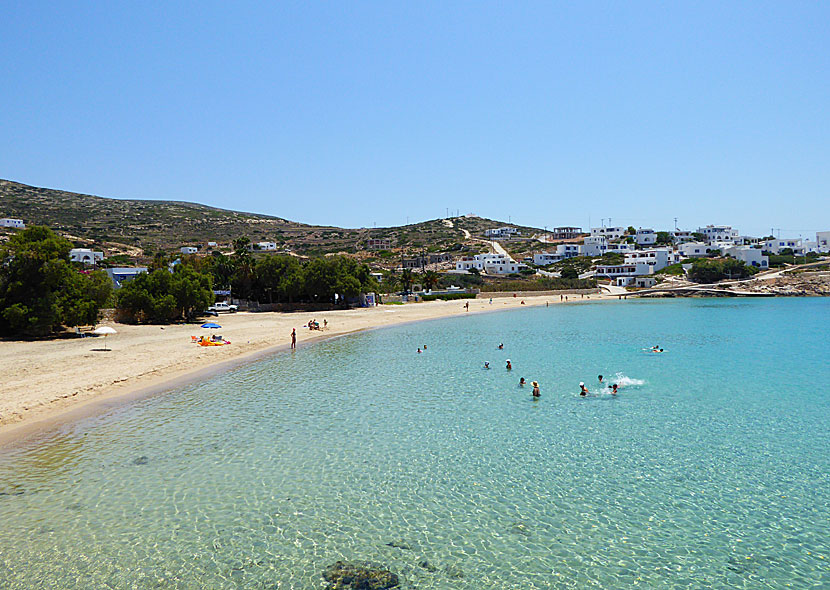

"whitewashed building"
[698,225,739,244]
[0,218,25,229]
[484,227,520,238]
[595,248,679,285]
[533,244,581,265]
[256,242,278,251]
[679,242,717,257]
[590,226,626,241]
[671,230,695,244]
[635,228,657,246]
[817,231,830,253]
[69,248,104,265]
[456,253,527,275]
[180,246,199,254]
[763,238,802,255]
[582,235,635,257]
[723,246,768,268]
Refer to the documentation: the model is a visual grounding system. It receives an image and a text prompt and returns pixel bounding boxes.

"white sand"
[0,293,614,443]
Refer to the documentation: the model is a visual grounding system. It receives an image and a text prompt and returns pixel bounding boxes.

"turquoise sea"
[1,298,829,589]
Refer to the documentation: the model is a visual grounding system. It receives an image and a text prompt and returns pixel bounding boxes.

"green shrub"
[0,226,113,337]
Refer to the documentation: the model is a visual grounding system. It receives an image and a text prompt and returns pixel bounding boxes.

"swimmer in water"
[417,348,421,354]
[532,381,540,397]
[611,383,618,394]
[598,375,604,384]
[506,359,512,370]
[579,382,588,396]
[519,377,526,387]
[498,343,504,349]
[484,361,490,369]
[423,344,427,350]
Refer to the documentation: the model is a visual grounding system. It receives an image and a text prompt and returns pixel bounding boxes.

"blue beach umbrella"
[201,322,222,329]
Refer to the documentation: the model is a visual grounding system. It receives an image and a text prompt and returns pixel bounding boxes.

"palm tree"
[400,268,414,294]
[422,270,440,292]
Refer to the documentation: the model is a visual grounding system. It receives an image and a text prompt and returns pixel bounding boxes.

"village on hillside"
[3,213,829,302]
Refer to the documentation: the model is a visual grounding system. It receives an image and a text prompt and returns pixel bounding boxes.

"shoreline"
[0,292,617,449]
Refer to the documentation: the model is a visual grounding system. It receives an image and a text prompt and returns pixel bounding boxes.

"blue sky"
[2,1,828,236]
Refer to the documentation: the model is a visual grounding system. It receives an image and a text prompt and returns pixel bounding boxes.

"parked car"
[208,302,238,313]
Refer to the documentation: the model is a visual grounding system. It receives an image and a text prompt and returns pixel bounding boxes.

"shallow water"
[1,298,829,589]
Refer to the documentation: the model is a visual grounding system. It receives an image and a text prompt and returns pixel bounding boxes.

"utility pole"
[674,217,678,231]
[446,207,449,219]
[601,218,605,228]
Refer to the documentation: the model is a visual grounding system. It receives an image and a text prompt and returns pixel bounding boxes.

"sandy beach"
[0,292,614,445]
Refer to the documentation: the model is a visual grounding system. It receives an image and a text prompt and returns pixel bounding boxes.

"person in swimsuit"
[579,382,589,396]
[532,381,540,397]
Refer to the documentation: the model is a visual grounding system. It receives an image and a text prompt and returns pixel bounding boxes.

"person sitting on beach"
[532,381,540,397]
[323,319,327,329]
[579,382,588,396]
[484,361,490,369]
[506,359,512,370]
[519,377,526,387]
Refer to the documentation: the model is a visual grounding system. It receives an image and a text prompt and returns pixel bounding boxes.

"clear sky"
[2,1,828,236]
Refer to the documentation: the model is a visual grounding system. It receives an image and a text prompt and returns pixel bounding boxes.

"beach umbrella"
[92,326,117,351]
[201,322,222,329]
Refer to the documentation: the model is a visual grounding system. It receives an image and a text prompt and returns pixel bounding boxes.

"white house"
[590,226,626,240]
[456,253,527,275]
[0,218,25,229]
[679,242,716,258]
[595,248,678,285]
[723,245,769,268]
[207,241,218,248]
[635,228,657,246]
[256,241,278,251]
[533,244,581,265]
[671,230,695,244]
[763,238,802,255]
[816,231,830,253]
[484,227,520,238]
[623,248,680,272]
[69,248,104,265]
[180,246,199,255]
[105,267,148,288]
[698,225,739,244]
[582,235,635,257]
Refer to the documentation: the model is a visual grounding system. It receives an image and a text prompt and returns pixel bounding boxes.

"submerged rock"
[322,561,399,589]
[385,540,412,551]
[132,456,149,465]
[417,559,437,572]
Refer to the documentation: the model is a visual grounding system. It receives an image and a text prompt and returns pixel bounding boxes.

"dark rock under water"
[322,561,399,589]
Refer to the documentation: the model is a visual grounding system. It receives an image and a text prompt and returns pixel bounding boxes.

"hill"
[0,179,550,262]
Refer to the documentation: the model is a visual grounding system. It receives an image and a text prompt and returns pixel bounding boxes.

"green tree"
[0,226,112,337]
[627,226,637,235]
[656,231,673,245]
[422,270,440,291]
[116,266,213,323]
[400,268,414,294]
[560,265,579,279]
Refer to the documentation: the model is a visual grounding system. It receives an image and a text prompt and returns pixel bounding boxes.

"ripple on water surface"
[1,298,829,589]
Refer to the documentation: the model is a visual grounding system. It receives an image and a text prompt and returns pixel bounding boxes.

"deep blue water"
[1,298,828,588]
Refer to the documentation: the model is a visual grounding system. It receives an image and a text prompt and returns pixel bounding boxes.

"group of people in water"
[419,340,647,399]
[580,375,618,396]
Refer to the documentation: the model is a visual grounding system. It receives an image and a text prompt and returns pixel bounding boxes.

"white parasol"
[92,326,117,350]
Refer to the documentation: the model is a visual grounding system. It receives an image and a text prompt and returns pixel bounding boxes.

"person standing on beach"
[291,328,296,349]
